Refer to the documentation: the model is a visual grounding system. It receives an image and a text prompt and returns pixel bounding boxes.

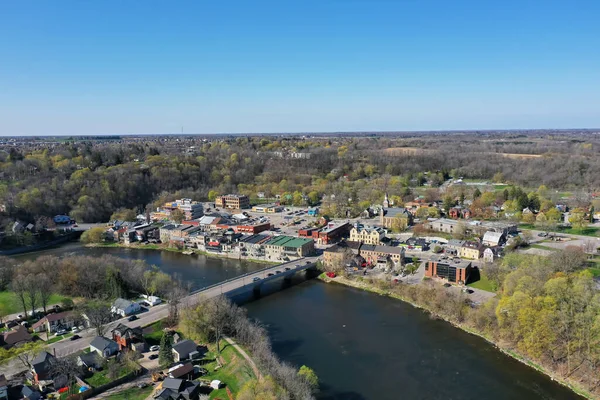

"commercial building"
[380,207,413,230]
[459,241,484,260]
[215,194,250,210]
[252,204,284,213]
[151,198,204,221]
[359,244,406,267]
[349,225,385,245]
[425,257,472,284]
[264,236,315,260]
[314,222,352,245]
[482,231,505,247]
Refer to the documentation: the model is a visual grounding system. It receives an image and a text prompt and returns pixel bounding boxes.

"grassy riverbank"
[319,274,593,400]
[85,242,278,265]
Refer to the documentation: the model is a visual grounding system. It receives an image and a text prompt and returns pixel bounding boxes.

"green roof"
[265,235,313,248]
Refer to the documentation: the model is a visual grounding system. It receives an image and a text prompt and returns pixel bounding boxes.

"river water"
[15,244,582,400]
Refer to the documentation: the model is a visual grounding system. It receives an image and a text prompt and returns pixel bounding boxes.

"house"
[111,298,141,317]
[359,245,405,270]
[425,257,472,284]
[459,241,484,260]
[168,363,195,380]
[482,231,506,247]
[483,247,501,263]
[112,323,146,352]
[90,336,119,358]
[31,311,75,333]
[31,352,56,383]
[0,374,7,400]
[402,237,429,252]
[21,386,42,400]
[172,340,198,362]
[444,239,465,255]
[154,378,201,400]
[77,352,102,370]
[349,225,385,245]
[2,325,32,347]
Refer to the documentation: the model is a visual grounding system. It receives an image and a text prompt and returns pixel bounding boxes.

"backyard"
[0,291,72,315]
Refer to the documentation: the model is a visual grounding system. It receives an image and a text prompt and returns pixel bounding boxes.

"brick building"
[215,194,250,210]
[425,257,472,284]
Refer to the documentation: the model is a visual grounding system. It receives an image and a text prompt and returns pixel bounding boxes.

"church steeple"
[383,192,390,208]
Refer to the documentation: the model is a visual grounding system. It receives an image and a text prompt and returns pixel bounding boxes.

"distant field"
[497,153,543,159]
[382,148,543,160]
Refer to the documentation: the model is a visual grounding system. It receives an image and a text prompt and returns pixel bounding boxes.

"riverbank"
[319,274,594,400]
[85,242,278,265]
[0,231,81,256]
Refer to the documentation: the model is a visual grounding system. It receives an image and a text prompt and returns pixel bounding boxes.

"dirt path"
[224,336,262,380]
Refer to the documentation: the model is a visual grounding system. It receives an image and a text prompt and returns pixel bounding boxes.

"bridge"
[0,255,322,378]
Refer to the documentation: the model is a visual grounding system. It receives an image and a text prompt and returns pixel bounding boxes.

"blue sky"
[1,1,599,135]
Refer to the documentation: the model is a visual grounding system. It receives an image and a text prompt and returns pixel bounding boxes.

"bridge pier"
[252,285,261,299]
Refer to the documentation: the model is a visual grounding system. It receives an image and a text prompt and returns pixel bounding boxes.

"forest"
[1,132,600,226]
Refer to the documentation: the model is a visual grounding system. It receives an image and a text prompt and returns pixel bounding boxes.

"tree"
[80,227,106,244]
[569,209,588,230]
[298,365,319,392]
[37,272,54,314]
[49,355,81,397]
[307,191,320,205]
[81,301,112,336]
[170,209,185,223]
[472,188,481,200]
[237,376,289,400]
[443,195,454,213]
[110,208,137,222]
[208,190,219,202]
[11,274,29,317]
[159,331,174,368]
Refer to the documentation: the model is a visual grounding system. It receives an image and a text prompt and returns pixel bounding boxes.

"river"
[15,244,582,400]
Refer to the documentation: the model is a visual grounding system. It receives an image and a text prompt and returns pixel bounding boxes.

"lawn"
[45,332,73,344]
[143,320,167,345]
[104,386,154,400]
[0,291,72,315]
[520,224,600,237]
[528,244,558,251]
[587,267,600,278]
[200,339,257,399]
[86,370,111,387]
[467,275,496,292]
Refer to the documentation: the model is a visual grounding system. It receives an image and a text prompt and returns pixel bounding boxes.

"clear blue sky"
[1,1,599,135]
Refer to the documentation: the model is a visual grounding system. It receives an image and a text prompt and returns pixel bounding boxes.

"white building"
[111,298,141,317]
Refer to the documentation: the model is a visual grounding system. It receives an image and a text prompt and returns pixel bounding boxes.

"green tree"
[208,190,219,202]
[307,191,320,205]
[472,188,482,199]
[159,331,174,367]
[443,195,455,213]
[237,376,288,400]
[109,208,136,222]
[298,365,319,391]
[170,209,185,223]
[80,227,106,244]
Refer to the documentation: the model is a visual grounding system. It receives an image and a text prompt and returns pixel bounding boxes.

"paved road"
[0,256,320,379]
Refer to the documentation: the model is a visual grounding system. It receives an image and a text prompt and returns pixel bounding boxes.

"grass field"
[520,224,600,237]
[105,386,154,400]
[467,275,496,292]
[202,339,257,399]
[528,244,558,251]
[0,291,72,315]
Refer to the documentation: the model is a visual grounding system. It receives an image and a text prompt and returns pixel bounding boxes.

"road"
[0,256,320,379]
[522,228,600,254]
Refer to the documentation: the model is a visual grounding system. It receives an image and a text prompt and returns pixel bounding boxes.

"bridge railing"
[189,258,318,296]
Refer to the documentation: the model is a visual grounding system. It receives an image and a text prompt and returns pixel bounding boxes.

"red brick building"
[425,258,472,284]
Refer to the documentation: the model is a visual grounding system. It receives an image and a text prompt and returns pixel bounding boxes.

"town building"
[238,234,271,257]
[0,374,7,400]
[314,222,352,245]
[31,352,56,383]
[90,336,119,358]
[215,194,250,210]
[444,239,465,255]
[426,257,472,284]
[349,225,385,245]
[2,325,32,347]
[252,204,284,213]
[172,340,198,362]
[323,241,360,268]
[380,207,413,230]
[459,241,484,260]
[359,245,406,269]
[151,198,204,221]
[154,378,201,400]
[483,247,501,263]
[111,298,141,317]
[482,231,506,247]
[112,323,146,352]
[31,312,75,334]
[264,236,315,260]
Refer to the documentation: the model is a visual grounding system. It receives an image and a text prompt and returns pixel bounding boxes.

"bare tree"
[11,274,29,317]
[24,274,39,317]
[15,343,44,370]
[165,275,188,326]
[80,301,113,336]
[37,272,54,314]
[49,355,81,396]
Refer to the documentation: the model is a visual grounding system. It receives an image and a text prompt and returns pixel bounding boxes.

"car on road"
[275,270,281,274]
[137,382,148,389]
[70,335,80,341]
[538,232,548,237]
[128,315,138,322]
[253,277,261,282]
[71,327,80,333]
[149,345,160,352]
[285,267,291,271]
[55,329,68,336]
[149,354,158,360]
[267,273,274,277]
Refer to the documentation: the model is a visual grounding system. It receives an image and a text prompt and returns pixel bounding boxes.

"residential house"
[459,241,484,260]
[168,363,195,380]
[90,336,119,358]
[0,374,7,400]
[359,245,405,270]
[111,298,141,317]
[154,378,201,400]
[31,352,56,383]
[77,352,102,371]
[31,311,75,334]
[172,340,198,362]
[112,323,146,352]
[401,237,429,252]
[380,207,413,230]
[425,257,472,284]
[444,239,465,255]
[483,247,501,263]
[449,207,472,219]
[2,325,32,348]
[264,236,315,261]
[215,194,250,210]
[349,225,385,245]
[482,231,506,247]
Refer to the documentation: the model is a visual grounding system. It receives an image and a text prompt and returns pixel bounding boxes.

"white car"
[149,345,160,352]
[71,327,80,333]
[55,329,68,336]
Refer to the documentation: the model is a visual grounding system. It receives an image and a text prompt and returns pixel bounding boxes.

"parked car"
[71,327,80,333]
[70,335,80,341]
[150,345,160,352]
[128,315,138,322]
[253,277,261,282]
[137,382,148,389]
[284,267,291,271]
[275,270,281,274]
[149,354,158,360]
[267,273,274,277]
[55,329,68,336]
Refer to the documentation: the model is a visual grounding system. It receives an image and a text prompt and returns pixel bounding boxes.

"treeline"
[348,247,600,396]
[2,134,600,224]
[0,255,175,318]
[181,296,317,400]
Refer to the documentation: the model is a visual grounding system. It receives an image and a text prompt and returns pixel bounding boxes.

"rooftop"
[265,235,314,248]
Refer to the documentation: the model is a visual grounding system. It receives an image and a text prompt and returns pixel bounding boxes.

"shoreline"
[85,242,279,265]
[319,274,593,400]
